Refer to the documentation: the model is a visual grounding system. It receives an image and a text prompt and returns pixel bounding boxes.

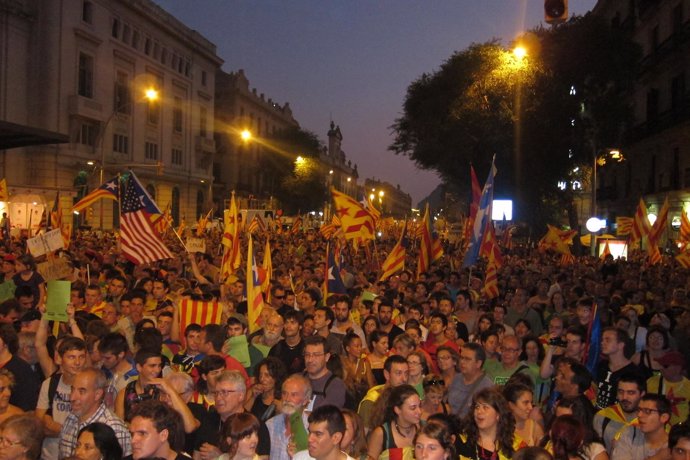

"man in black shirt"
[268,310,305,374]
[596,327,638,409]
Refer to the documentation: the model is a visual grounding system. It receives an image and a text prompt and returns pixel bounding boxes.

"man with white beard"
[265,374,313,460]
[251,311,284,357]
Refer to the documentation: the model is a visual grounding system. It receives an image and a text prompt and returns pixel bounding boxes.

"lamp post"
[93,87,159,228]
[590,148,624,255]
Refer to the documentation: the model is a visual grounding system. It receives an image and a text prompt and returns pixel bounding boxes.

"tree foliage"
[390,14,640,230]
[266,126,327,214]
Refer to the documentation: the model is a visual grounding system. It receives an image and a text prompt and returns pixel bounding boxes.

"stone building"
[0,0,222,229]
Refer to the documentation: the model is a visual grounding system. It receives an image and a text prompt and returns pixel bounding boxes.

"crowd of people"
[0,227,688,460]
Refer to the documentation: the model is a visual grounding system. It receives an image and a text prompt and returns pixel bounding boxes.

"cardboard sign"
[27,229,64,256]
[186,237,206,253]
[37,258,73,281]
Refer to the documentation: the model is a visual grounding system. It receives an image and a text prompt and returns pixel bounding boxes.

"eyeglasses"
[638,407,661,415]
[426,378,444,386]
[211,389,241,398]
[0,436,21,447]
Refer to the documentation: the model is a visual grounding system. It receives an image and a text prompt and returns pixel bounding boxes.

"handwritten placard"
[37,258,73,281]
[27,229,64,256]
[186,237,206,253]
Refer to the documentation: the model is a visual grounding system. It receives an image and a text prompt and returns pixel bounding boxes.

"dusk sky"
[157,0,598,205]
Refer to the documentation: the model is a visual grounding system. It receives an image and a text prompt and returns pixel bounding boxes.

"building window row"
[78,53,94,98]
[172,148,183,165]
[145,142,159,160]
[113,134,129,154]
[111,17,191,78]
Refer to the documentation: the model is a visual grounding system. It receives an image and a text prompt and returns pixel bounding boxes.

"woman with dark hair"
[367,330,389,385]
[520,335,549,403]
[414,420,456,460]
[341,332,376,409]
[217,412,261,460]
[12,254,45,308]
[632,325,669,379]
[362,316,381,348]
[366,384,421,460]
[456,388,517,460]
[503,383,544,447]
[549,396,607,460]
[244,357,286,422]
[549,415,586,460]
[75,422,123,460]
[435,346,460,387]
[470,314,494,343]
[515,319,533,341]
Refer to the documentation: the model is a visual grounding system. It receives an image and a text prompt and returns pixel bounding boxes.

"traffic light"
[544,0,567,24]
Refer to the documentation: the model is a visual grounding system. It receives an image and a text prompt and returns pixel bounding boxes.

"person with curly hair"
[414,420,456,460]
[456,388,517,460]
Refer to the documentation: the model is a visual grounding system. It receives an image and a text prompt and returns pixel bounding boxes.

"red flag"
[649,197,669,245]
[417,204,434,276]
[179,299,222,343]
[631,198,651,245]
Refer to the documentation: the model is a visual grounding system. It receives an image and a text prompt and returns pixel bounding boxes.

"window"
[199,107,207,137]
[146,184,156,201]
[113,134,129,154]
[79,122,98,147]
[173,97,183,133]
[185,62,190,77]
[201,70,207,86]
[78,53,94,98]
[145,142,158,160]
[672,73,686,111]
[112,18,120,38]
[132,31,140,49]
[144,38,151,55]
[650,25,659,52]
[122,24,130,44]
[153,43,159,60]
[161,48,168,65]
[82,1,93,24]
[114,72,130,114]
[147,99,159,125]
[172,148,183,165]
[196,190,204,218]
[647,88,660,122]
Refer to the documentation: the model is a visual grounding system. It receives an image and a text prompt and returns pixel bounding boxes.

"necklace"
[394,421,414,438]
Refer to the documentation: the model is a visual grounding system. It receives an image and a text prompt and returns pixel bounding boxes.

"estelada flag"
[179,298,222,343]
[331,188,375,240]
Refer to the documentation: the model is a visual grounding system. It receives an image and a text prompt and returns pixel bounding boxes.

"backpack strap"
[311,373,337,397]
[46,372,62,417]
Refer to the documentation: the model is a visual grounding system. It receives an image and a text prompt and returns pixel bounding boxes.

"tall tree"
[390,14,640,230]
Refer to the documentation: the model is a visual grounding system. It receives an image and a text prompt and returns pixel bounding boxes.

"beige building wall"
[0,0,223,228]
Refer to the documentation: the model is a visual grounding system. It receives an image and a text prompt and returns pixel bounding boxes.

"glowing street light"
[240,129,252,142]
[296,156,305,164]
[513,46,527,60]
[144,88,159,101]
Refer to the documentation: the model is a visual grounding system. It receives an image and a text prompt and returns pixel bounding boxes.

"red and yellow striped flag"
[379,221,408,281]
[600,240,612,260]
[261,239,272,297]
[196,209,212,236]
[417,203,434,276]
[648,197,669,245]
[331,188,375,240]
[220,193,241,283]
[616,217,633,236]
[647,242,662,266]
[179,298,222,343]
[246,236,265,334]
[631,198,651,245]
[483,259,499,299]
[676,250,690,268]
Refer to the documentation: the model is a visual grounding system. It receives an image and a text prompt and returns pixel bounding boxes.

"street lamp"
[94,86,159,228]
[241,129,252,142]
[513,46,527,60]
[590,147,624,255]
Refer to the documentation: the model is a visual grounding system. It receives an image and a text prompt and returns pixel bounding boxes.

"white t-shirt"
[36,375,72,460]
[293,450,356,460]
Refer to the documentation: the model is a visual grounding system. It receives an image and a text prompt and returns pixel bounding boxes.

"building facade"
[594,0,690,241]
[0,0,222,229]
[214,68,299,210]
[363,178,412,219]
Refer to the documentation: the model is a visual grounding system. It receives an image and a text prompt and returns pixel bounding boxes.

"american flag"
[120,172,172,264]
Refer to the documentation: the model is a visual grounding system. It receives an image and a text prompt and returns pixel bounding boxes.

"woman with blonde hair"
[0,370,23,425]
[0,414,44,460]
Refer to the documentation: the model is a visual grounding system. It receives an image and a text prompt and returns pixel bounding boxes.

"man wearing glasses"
[611,394,671,460]
[448,343,493,418]
[484,335,536,386]
[194,370,270,460]
[303,336,346,410]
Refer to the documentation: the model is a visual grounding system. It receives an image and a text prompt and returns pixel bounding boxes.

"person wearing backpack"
[303,335,345,410]
[35,336,87,460]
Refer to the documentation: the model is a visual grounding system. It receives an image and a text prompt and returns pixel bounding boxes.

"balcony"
[68,95,103,120]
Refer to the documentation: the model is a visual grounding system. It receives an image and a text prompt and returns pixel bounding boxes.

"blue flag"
[326,243,346,297]
[463,157,497,268]
[585,302,602,374]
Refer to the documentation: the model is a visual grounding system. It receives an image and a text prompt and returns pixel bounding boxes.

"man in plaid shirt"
[58,368,131,458]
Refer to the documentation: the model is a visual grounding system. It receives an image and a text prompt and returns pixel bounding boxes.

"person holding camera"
[115,348,163,422]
